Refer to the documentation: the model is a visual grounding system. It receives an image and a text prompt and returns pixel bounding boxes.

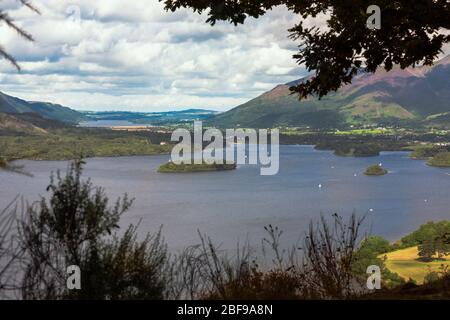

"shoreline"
[3,144,449,169]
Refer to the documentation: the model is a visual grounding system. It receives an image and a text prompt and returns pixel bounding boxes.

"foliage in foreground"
[20,159,168,299]
[0,1,39,70]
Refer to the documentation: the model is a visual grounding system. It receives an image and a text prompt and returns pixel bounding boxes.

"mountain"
[211,55,450,129]
[0,91,85,124]
[0,113,48,135]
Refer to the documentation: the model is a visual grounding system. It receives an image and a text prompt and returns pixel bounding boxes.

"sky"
[1,1,448,113]
[0,0,310,112]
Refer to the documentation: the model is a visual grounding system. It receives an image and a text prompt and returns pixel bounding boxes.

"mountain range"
[0,91,85,125]
[1,55,449,132]
[0,91,88,134]
[210,55,450,129]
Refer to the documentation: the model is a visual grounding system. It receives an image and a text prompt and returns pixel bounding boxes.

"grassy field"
[381,246,450,284]
[0,132,172,161]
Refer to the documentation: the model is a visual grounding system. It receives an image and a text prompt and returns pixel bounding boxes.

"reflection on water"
[0,146,449,251]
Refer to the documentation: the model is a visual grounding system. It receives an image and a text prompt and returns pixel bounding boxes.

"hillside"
[0,113,47,135]
[210,55,450,129]
[0,91,85,124]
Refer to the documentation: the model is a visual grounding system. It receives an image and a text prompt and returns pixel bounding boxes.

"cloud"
[0,1,308,111]
[1,1,445,112]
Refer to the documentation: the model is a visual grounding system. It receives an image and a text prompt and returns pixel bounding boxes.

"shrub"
[19,159,168,299]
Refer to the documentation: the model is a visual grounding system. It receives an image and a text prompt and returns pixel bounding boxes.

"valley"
[1,57,450,168]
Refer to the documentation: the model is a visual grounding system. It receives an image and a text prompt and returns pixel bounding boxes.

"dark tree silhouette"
[161,0,450,99]
[0,0,40,70]
[20,159,168,299]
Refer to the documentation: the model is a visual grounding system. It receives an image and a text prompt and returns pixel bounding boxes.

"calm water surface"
[1,146,449,251]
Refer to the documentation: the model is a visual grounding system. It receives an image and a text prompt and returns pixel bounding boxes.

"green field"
[0,131,172,161]
[381,246,450,284]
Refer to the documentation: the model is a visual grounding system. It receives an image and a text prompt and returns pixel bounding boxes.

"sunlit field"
[382,247,450,284]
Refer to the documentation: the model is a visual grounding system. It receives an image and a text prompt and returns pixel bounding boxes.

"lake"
[1,145,449,252]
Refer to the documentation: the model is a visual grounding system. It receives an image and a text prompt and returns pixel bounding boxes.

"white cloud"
[4,1,446,112]
[0,1,306,111]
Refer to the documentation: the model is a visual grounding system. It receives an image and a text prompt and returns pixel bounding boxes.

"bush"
[20,159,169,299]
[428,152,450,167]
[352,236,404,288]
[0,199,22,299]
[400,221,450,260]
[424,271,441,284]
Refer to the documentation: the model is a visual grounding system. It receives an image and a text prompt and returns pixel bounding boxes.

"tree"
[401,221,450,261]
[418,238,436,262]
[0,0,40,70]
[161,0,450,99]
[20,159,168,299]
[352,236,404,288]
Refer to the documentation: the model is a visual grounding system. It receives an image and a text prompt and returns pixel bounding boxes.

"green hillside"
[210,56,450,129]
[0,91,85,124]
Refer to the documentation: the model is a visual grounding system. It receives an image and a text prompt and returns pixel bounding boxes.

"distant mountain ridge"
[210,55,450,129]
[83,109,219,125]
[0,91,85,124]
[0,113,48,135]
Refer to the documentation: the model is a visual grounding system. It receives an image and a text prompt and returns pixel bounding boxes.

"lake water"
[1,145,449,252]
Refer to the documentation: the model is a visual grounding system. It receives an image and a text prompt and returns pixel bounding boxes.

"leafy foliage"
[20,159,168,299]
[0,198,23,298]
[352,236,404,288]
[364,164,388,176]
[400,221,450,261]
[428,152,450,168]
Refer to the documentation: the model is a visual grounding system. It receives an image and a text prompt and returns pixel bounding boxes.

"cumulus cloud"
[0,0,309,111]
[5,1,446,112]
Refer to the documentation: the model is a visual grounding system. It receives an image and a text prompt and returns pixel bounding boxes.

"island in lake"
[364,164,388,176]
[158,161,237,173]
